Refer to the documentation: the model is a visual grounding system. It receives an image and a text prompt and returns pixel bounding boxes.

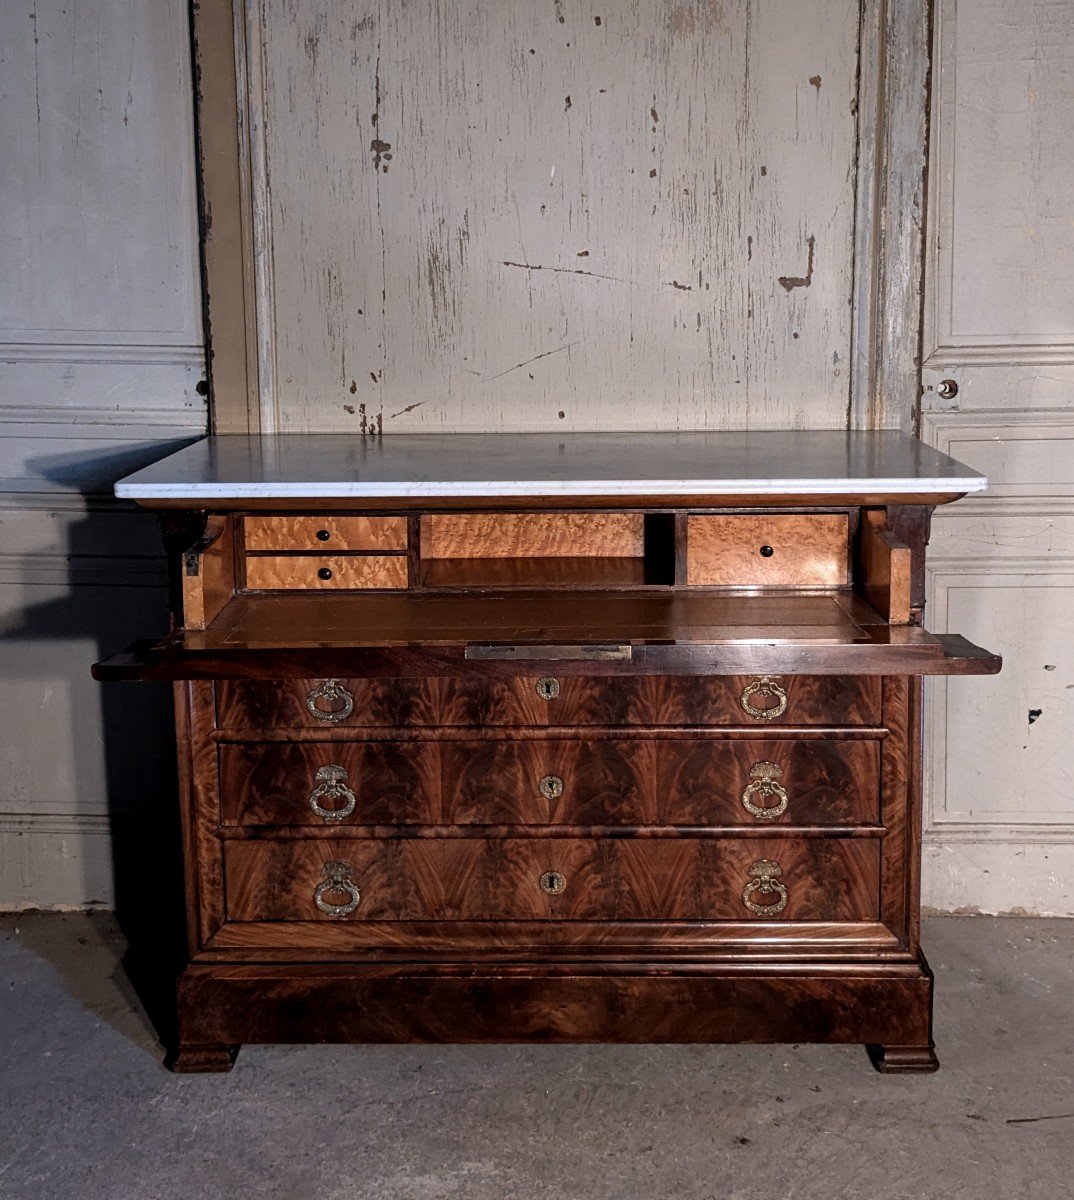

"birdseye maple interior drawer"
[219,737,880,828]
[243,515,408,552]
[686,514,849,587]
[244,555,409,591]
[223,837,880,923]
[213,674,882,730]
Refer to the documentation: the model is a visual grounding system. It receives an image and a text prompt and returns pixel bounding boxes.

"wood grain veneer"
[686,513,849,587]
[219,736,881,828]
[244,555,408,591]
[95,494,1000,1075]
[214,674,884,730]
[181,516,235,630]
[422,512,645,558]
[244,515,408,551]
[223,836,879,923]
[858,509,912,624]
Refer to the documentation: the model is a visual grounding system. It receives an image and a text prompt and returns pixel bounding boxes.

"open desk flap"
[92,591,1000,681]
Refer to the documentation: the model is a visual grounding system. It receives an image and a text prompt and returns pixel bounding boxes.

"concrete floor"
[0,917,1071,1200]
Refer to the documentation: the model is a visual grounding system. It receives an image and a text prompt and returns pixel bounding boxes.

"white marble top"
[114,431,987,501]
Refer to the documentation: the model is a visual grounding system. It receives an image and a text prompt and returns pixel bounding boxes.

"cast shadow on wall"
[1,440,200,1059]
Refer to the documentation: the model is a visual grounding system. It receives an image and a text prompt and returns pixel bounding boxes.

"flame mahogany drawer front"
[218,737,881,828]
[214,675,883,731]
[223,837,880,923]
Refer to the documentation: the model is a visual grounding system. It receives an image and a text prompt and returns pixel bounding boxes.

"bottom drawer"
[224,837,879,923]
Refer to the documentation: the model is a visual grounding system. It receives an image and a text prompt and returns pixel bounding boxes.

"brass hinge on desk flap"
[465,643,634,662]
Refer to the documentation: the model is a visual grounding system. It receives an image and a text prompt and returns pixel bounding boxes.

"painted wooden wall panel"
[922,0,1074,915]
[253,0,859,433]
[1,0,202,345]
[0,0,205,909]
[939,0,1074,347]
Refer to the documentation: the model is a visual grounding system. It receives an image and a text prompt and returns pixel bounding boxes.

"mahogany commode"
[94,430,999,1073]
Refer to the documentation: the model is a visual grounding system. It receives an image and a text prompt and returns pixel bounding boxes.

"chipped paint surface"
[920,0,1074,915]
[252,0,859,433]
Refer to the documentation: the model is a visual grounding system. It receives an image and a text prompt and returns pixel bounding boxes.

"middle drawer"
[219,737,880,828]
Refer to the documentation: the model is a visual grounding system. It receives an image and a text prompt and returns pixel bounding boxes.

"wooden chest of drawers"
[95,431,1000,1073]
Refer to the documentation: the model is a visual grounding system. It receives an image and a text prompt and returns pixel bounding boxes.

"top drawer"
[214,674,882,730]
[243,516,408,553]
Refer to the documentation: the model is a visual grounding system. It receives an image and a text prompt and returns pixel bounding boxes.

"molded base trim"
[166,1043,239,1073]
[173,957,936,1072]
[865,1042,940,1073]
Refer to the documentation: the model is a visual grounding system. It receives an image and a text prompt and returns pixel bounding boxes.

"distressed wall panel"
[927,572,1074,826]
[252,0,859,433]
[927,0,1074,353]
[0,0,205,909]
[922,0,1074,914]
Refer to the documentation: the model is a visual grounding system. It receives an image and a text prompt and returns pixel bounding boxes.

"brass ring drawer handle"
[314,861,361,916]
[309,765,356,821]
[741,859,789,915]
[306,678,354,724]
[538,774,564,800]
[740,761,788,820]
[740,675,788,721]
[539,870,567,895]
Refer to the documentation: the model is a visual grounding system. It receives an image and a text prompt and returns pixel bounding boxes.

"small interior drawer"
[244,515,408,552]
[686,514,849,587]
[244,555,408,591]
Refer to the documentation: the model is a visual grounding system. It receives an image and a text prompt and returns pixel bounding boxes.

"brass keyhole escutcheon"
[535,676,561,701]
[538,774,564,800]
[539,870,567,896]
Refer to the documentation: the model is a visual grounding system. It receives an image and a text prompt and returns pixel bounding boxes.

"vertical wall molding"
[849,0,933,432]
[191,0,260,434]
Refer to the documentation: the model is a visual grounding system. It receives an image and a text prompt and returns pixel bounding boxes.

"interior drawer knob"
[306,678,354,723]
[308,764,356,821]
[535,676,561,701]
[741,761,789,820]
[740,675,788,720]
[741,859,788,916]
[538,774,564,800]
[314,861,361,917]
[538,870,567,896]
